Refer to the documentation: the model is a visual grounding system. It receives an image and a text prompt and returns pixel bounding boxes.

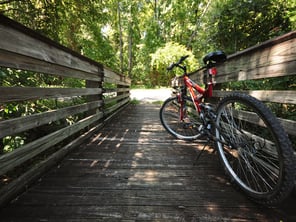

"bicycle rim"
[160,97,203,140]
[215,93,295,204]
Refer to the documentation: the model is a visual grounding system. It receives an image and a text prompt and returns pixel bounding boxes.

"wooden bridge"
[0,15,296,221]
[1,103,296,221]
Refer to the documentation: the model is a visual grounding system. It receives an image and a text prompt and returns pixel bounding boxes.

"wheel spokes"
[217,102,281,194]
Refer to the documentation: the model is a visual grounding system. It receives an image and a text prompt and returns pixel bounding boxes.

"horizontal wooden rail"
[0,87,102,103]
[213,90,296,104]
[216,37,296,83]
[0,112,104,175]
[104,67,131,86]
[0,16,102,80]
[0,101,103,138]
[186,30,296,137]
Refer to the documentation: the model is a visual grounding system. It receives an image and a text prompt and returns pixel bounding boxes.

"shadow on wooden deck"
[1,104,295,221]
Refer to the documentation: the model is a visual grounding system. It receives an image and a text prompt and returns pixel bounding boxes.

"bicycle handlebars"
[167,51,227,72]
[178,55,189,64]
[167,55,189,71]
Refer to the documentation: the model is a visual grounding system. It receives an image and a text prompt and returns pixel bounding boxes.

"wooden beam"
[213,90,296,104]
[0,101,103,138]
[104,98,130,116]
[104,94,130,106]
[0,87,102,103]
[188,31,296,83]
[0,112,104,175]
[0,49,101,81]
[0,16,103,76]
[104,67,131,85]
[0,124,101,208]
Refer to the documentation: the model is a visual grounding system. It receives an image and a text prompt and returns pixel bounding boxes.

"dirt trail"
[130,88,172,103]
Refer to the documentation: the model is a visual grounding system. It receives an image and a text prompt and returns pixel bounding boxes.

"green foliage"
[223,75,296,130]
[130,99,140,105]
[0,66,85,153]
[0,68,84,89]
[150,42,199,86]
[3,136,25,153]
[224,76,296,91]
[0,97,85,153]
[204,0,292,54]
[1,0,294,85]
[1,0,296,152]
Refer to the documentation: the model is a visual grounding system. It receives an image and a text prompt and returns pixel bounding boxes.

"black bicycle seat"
[203,51,227,64]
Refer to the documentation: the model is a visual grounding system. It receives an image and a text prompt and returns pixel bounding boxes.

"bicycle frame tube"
[178,68,215,121]
[183,75,207,112]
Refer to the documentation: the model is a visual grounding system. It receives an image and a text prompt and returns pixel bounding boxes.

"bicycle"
[159,51,296,205]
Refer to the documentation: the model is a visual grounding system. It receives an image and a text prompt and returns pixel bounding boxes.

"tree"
[150,42,199,86]
[1,0,295,84]
[204,0,292,54]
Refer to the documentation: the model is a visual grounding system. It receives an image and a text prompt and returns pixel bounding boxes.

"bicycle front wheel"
[215,93,295,205]
[160,97,203,140]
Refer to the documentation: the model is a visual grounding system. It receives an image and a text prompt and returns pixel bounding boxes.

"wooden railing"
[188,31,296,138]
[0,15,130,206]
[184,31,296,193]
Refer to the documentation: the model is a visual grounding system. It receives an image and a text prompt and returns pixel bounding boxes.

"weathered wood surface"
[0,87,102,103]
[213,90,296,104]
[188,30,296,84]
[1,104,295,221]
[0,15,102,80]
[0,101,103,138]
[104,67,131,86]
[0,15,130,207]
[181,31,296,137]
[0,112,104,176]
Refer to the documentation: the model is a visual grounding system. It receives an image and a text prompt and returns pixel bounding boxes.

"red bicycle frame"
[181,67,217,114]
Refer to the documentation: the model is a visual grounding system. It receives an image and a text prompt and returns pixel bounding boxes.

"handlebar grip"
[167,55,189,71]
[178,55,189,64]
[167,63,175,71]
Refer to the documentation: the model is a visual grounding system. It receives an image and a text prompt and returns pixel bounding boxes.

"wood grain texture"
[1,104,295,221]
[0,101,103,138]
[0,112,104,175]
[0,87,102,103]
[0,24,100,75]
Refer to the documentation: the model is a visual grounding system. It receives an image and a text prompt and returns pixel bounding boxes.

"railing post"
[117,75,126,102]
[85,64,104,115]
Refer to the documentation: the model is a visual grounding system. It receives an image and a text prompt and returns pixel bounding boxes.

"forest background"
[0,0,296,152]
[1,0,296,86]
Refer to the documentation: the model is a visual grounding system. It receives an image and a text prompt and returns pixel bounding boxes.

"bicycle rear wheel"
[215,93,295,205]
[160,97,203,140]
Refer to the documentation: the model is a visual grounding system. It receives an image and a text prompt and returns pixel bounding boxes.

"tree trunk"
[117,2,124,74]
[128,21,133,78]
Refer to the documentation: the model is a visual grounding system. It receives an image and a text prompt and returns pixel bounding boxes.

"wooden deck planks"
[0,104,295,221]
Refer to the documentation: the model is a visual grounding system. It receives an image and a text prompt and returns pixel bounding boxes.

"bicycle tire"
[214,93,295,205]
[160,97,203,140]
